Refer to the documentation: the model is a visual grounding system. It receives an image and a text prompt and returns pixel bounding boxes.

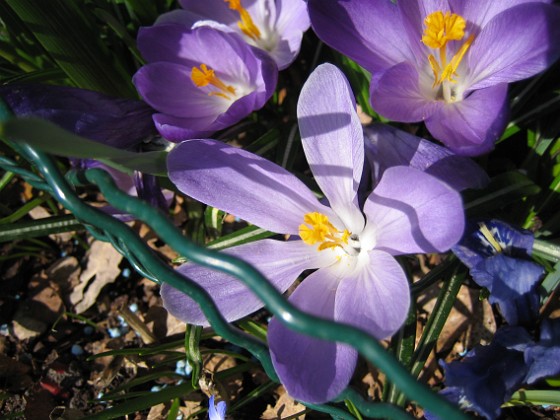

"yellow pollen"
[224,0,261,40]
[479,223,503,253]
[299,212,350,252]
[191,63,236,100]
[422,11,466,49]
[422,11,473,88]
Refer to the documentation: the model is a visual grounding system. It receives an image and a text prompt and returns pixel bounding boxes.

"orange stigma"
[191,63,236,100]
[224,0,261,40]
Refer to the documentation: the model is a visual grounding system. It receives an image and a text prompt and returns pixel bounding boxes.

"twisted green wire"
[15,143,470,420]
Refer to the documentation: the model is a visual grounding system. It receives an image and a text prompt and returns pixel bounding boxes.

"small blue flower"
[208,395,226,420]
[453,220,545,326]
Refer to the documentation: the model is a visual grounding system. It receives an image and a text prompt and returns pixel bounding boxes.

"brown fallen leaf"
[261,386,306,419]
[69,241,123,314]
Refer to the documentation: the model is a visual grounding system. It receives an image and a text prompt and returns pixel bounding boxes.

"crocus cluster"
[162,63,467,403]
[134,0,310,142]
[308,0,560,156]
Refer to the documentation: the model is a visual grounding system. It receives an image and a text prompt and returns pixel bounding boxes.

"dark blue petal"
[442,336,529,419]
[470,254,543,326]
[524,319,560,383]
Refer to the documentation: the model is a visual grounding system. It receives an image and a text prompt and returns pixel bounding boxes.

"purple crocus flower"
[162,64,465,403]
[156,0,310,70]
[208,395,227,420]
[308,0,560,156]
[452,220,545,326]
[133,25,277,142]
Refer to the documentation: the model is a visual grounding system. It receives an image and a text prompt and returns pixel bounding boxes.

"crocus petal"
[297,63,364,232]
[466,3,560,90]
[268,268,357,403]
[133,62,226,120]
[443,338,528,420]
[208,396,227,420]
[152,114,215,142]
[308,0,413,72]
[448,0,552,32]
[335,250,410,339]
[162,239,328,326]
[471,254,543,326]
[363,166,464,255]
[524,345,560,384]
[370,62,441,123]
[167,139,332,234]
[363,124,489,191]
[270,0,310,69]
[425,83,509,156]
[525,319,560,384]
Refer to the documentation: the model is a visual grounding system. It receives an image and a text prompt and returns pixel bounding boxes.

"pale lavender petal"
[448,0,552,32]
[297,63,365,233]
[370,62,442,123]
[363,124,489,191]
[162,239,327,326]
[168,139,332,234]
[363,166,464,255]
[268,268,357,403]
[308,0,413,72]
[335,250,410,339]
[425,84,509,156]
[267,0,310,69]
[466,3,560,90]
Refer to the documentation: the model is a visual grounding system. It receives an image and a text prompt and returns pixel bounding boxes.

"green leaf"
[5,0,135,97]
[206,224,275,251]
[1,117,167,176]
[464,171,541,216]
[508,389,560,407]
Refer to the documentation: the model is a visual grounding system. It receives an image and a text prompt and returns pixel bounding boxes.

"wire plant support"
[0,106,470,419]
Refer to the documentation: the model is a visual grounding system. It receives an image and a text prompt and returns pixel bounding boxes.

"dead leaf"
[261,386,306,419]
[70,241,123,314]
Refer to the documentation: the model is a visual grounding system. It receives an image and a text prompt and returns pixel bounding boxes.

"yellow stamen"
[441,34,474,82]
[422,11,473,88]
[479,223,503,253]
[224,0,261,40]
[299,212,350,251]
[191,63,236,100]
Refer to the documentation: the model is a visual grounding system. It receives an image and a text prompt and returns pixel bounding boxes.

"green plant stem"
[0,214,84,242]
[396,268,466,406]
[533,239,560,263]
